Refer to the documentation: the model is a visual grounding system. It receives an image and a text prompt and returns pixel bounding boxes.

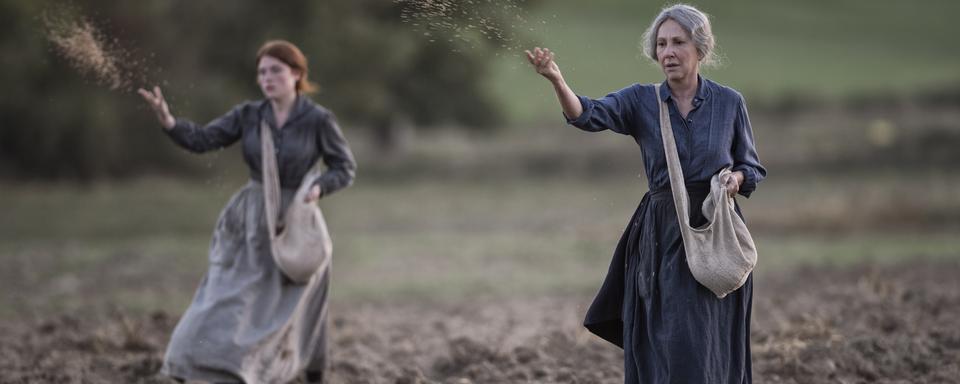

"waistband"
[246,178,298,193]
[648,182,711,199]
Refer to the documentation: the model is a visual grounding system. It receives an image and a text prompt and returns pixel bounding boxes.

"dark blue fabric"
[573,78,761,383]
[566,76,766,197]
[164,95,356,196]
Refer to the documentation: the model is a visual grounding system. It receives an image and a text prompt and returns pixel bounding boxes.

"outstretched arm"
[138,85,243,153]
[525,47,582,120]
[525,48,636,136]
[138,86,176,130]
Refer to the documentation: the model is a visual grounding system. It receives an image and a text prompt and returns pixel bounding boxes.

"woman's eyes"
[657,40,686,47]
[258,67,284,75]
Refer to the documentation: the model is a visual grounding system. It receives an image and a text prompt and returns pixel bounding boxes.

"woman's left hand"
[305,185,321,203]
[723,171,744,197]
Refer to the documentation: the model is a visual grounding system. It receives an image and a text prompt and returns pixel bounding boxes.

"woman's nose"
[663,45,676,57]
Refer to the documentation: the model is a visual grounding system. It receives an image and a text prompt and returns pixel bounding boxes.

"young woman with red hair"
[139,40,355,384]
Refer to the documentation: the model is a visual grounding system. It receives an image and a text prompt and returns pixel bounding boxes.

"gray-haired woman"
[526,4,766,383]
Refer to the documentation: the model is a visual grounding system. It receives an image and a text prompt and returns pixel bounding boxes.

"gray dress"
[159,96,356,383]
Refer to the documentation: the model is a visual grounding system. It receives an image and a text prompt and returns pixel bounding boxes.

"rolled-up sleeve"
[164,104,244,153]
[730,95,766,197]
[565,84,637,136]
[312,113,356,197]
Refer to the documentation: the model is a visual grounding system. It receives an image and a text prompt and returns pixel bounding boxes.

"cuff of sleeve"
[564,95,593,127]
[164,118,187,135]
[732,165,757,198]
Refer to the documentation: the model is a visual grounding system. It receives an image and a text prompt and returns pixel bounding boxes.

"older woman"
[139,40,355,383]
[527,4,766,383]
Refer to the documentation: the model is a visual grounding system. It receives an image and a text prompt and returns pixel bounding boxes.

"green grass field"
[488,0,960,122]
[6,0,960,321]
[3,161,958,320]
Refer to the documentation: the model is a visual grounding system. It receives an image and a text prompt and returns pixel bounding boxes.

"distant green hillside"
[488,0,960,122]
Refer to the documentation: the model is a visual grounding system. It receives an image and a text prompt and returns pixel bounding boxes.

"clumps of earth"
[2,261,959,383]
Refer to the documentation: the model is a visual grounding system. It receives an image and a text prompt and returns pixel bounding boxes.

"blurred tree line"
[0,0,532,181]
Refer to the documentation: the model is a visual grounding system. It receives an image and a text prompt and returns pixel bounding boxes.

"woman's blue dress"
[570,77,766,383]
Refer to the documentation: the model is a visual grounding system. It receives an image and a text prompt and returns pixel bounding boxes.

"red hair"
[256,40,318,94]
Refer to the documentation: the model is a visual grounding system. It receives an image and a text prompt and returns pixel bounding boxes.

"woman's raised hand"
[525,47,582,119]
[137,86,176,130]
[525,47,562,83]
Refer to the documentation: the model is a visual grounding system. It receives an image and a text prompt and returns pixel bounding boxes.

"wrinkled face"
[257,55,299,100]
[656,18,701,82]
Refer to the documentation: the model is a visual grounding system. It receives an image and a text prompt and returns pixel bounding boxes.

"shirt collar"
[260,94,312,129]
[659,75,711,105]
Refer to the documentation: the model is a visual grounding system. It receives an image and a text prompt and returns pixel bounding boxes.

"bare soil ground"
[2,261,958,384]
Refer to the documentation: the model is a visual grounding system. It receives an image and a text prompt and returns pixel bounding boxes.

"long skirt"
[585,184,753,384]
[161,181,330,383]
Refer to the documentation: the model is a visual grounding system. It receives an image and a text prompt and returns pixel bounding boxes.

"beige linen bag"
[261,121,333,284]
[655,84,757,298]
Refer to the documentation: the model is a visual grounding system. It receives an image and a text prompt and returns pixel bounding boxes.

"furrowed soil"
[2,261,958,384]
